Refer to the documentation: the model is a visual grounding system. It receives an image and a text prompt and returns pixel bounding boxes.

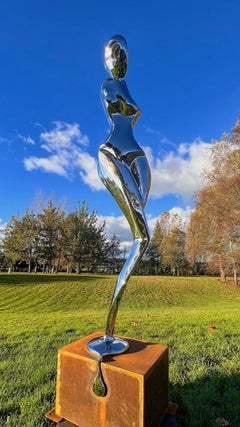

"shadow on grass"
[0,273,106,286]
[170,372,240,427]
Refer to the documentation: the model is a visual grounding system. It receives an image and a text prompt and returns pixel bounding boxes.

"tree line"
[0,199,189,276]
[0,196,185,275]
[1,115,240,281]
[0,200,123,274]
[147,114,240,284]
[187,114,240,285]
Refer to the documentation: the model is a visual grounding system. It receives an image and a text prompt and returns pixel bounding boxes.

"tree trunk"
[76,261,81,274]
[219,256,226,283]
[57,252,61,272]
[232,259,238,286]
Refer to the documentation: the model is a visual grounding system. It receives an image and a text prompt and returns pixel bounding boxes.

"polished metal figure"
[88,35,151,374]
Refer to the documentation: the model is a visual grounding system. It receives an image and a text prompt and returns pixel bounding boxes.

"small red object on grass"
[131,320,139,325]
[209,325,216,330]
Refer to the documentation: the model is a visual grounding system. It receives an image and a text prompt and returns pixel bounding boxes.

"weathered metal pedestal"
[46,332,175,427]
[47,403,177,427]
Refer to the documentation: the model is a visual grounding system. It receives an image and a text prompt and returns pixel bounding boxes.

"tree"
[38,200,65,272]
[231,113,240,143]
[186,116,240,284]
[160,226,188,275]
[145,211,188,275]
[105,234,122,274]
[186,181,240,283]
[3,210,40,272]
[144,220,163,274]
[62,201,107,273]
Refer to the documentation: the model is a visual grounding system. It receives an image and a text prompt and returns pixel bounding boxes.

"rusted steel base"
[51,331,169,427]
[45,407,64,423]
[53,403,177,426]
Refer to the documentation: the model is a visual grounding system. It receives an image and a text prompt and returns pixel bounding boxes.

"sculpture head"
[104,35,128,79]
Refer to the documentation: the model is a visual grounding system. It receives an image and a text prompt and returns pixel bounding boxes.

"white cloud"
[17,134,35,145]
[40,121,89,150]
[24,156,68,176]
[23,122,211,204]
[23,121,104,188]
[76,152,104,190]
[0,219,6,244]
[24,121,93,181]
[146,138,211,203]
[168,206,193,227]
[97,215,132,249]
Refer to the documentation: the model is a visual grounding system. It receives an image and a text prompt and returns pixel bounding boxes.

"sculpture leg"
[87,150,150,361]
[98,149,150,337]
[87,234,149,363]
[105,235,149,337]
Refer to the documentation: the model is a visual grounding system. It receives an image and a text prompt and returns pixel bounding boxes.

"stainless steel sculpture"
[88,36,151,394]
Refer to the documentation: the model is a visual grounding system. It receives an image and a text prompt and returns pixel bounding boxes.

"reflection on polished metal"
[92,358,107,397]
[88,35,151,364]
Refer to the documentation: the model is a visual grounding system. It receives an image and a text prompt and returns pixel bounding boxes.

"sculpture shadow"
[170,371,240,427]
[105,337,150,362]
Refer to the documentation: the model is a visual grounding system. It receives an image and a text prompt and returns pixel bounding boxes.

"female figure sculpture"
[88,35,151,376]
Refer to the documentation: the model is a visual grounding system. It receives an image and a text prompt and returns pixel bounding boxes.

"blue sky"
[1,1,240,244]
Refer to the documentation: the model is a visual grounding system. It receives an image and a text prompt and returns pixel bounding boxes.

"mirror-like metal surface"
[88,333,129,359]
[92,358,107,397]
[88,35,151,362]
[104,35,128,79]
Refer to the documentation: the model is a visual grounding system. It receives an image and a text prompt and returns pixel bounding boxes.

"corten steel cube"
[55,332,168,427]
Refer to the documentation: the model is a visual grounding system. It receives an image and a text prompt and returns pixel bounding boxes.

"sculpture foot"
[87,334,129,358]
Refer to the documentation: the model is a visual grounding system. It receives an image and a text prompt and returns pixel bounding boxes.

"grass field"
[0,273,239,427]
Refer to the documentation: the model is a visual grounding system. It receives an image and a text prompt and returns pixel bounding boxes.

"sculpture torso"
[100,78,144,159]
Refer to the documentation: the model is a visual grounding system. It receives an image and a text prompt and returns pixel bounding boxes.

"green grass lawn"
[0,273,239,427]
